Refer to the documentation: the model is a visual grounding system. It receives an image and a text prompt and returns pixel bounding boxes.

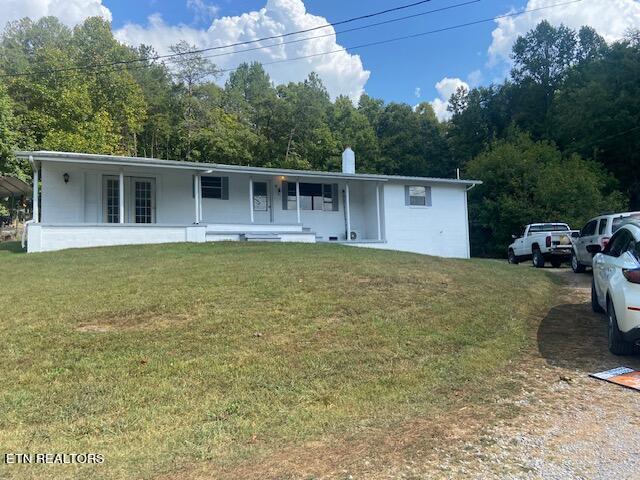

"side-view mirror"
[511,234,518,240]
[571,232,580,238]
[586,244,602,254]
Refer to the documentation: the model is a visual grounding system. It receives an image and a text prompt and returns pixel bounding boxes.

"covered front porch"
[24,152,387,252]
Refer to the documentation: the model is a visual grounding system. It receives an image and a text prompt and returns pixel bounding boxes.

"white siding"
[375,182,470,258]
[37,160,472,257]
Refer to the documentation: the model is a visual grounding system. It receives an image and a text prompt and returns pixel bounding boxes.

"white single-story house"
[17,149,480,257]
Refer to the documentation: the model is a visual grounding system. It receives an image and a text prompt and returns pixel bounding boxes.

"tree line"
[0,16,638,256]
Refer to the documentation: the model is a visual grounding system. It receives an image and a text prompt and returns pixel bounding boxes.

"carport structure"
[0,175,32,238]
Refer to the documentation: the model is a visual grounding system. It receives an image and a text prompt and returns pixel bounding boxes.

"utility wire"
[0,0,438,78]
[3,0,587,80]
[215,0,588,73]
[191,0,480,62]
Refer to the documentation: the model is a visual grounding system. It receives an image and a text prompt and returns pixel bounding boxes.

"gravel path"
[392,268,640,479]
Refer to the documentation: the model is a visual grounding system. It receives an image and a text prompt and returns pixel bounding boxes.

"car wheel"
[551,258,562,268]
[591,278,605,313]
[508,249,519,265]
[607,297,635,355]
[571,250,586,273]
[532,249,545,268]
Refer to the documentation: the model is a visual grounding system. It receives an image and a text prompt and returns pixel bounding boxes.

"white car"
[592,222,640,355]
[572,211,640,273]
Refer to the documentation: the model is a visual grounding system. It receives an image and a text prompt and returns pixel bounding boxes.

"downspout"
[464,183,476,259]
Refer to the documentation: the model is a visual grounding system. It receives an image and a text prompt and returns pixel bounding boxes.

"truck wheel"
[532,249,545,268]
[508,249,519,264]
[607,297,635,355]
[550,258,562,268]
[571,250,586,273]
[591,278,605,313]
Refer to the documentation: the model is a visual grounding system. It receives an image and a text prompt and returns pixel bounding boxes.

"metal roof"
[17,151,482,187]
[0,175,31,197]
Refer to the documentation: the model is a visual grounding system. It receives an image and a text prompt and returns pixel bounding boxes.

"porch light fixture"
[63,172,69,183]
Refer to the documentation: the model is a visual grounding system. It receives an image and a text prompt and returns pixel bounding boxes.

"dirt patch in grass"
[75,311,193,332]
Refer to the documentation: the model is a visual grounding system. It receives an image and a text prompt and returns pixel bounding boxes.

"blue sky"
[105,0,526,105]
[3,0,639,119]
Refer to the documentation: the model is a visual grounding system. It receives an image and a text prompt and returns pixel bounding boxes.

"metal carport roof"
[0,175,32,197]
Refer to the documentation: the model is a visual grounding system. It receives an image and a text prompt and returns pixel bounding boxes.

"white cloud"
[0,0,111,30]
[187,0,219,24]
[414,87,421,98]
[429,77,468,122]
[489,0,640,64]
[467,69,483,87]
[115,0,370,101]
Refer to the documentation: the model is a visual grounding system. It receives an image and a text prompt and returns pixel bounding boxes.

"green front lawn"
[0,242,555,479]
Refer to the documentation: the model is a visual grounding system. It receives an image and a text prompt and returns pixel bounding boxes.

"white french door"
[102,176,156,223]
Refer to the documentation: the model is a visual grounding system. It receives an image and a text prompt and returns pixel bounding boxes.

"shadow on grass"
[537,301,640,373]
[0,241,25,254]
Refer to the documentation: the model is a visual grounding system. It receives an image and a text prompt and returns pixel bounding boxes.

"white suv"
[592,222,640,355]
[572,212,640,273]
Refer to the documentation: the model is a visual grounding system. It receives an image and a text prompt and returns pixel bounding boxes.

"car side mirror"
[511,234,518,240]
[586,245,602,254]
[571,232,580,238]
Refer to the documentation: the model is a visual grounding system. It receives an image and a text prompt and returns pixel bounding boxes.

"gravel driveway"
[413,268,640,479]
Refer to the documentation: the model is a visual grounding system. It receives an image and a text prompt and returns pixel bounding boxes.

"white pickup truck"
[508,223,579,268]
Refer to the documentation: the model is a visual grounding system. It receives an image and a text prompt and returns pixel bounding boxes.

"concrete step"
[241,233,282,242]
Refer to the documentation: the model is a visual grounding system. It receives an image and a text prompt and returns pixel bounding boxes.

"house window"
[405,185,432,207]
[201,176,229,199]
[105,178,119,223]
[286,182,337,211]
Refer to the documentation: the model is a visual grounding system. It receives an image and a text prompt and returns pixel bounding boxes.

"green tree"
[465,132,626,257]
[328,95,379,172]
[169,40,220,160]
[553,37,640,207]
[0,84,20,176]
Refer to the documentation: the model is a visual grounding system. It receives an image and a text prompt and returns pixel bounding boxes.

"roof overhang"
[0,175,32,197]
[16,151,482,187]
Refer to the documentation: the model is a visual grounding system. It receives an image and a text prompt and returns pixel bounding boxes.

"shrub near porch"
[0,242,555,479]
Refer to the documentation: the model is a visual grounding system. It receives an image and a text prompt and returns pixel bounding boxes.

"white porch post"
[249,177,254,223]
[193,174,200,224]
[118,170,125,223]
[295,180,301,224]
[197,174,203,223]
[32,160,39,223]
[345,182,351,241]
[376,183,382,241]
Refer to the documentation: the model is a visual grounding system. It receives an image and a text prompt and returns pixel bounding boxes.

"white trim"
[197,174,203,223]
[249,177,254,224]
[32,160,39,223]
[17,151,481,186]
[118,171,124,224]
[295,180,301,224]
[464,187,471,259]
[345,182,351,241]
[376,183,381,241]
[193,174,200,224]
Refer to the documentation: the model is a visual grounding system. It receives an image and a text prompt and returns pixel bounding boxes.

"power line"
[4,0,587,81]
[0,0,439,78]
[192,0,481,62]
[215,0,588,73]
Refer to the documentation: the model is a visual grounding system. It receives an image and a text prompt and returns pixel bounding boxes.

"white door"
[128,177,156,224]
[252,180,272,224]
[102,176,156,223]
[577,219,598,264]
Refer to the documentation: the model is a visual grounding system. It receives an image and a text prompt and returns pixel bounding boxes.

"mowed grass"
[0,241,555,479]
